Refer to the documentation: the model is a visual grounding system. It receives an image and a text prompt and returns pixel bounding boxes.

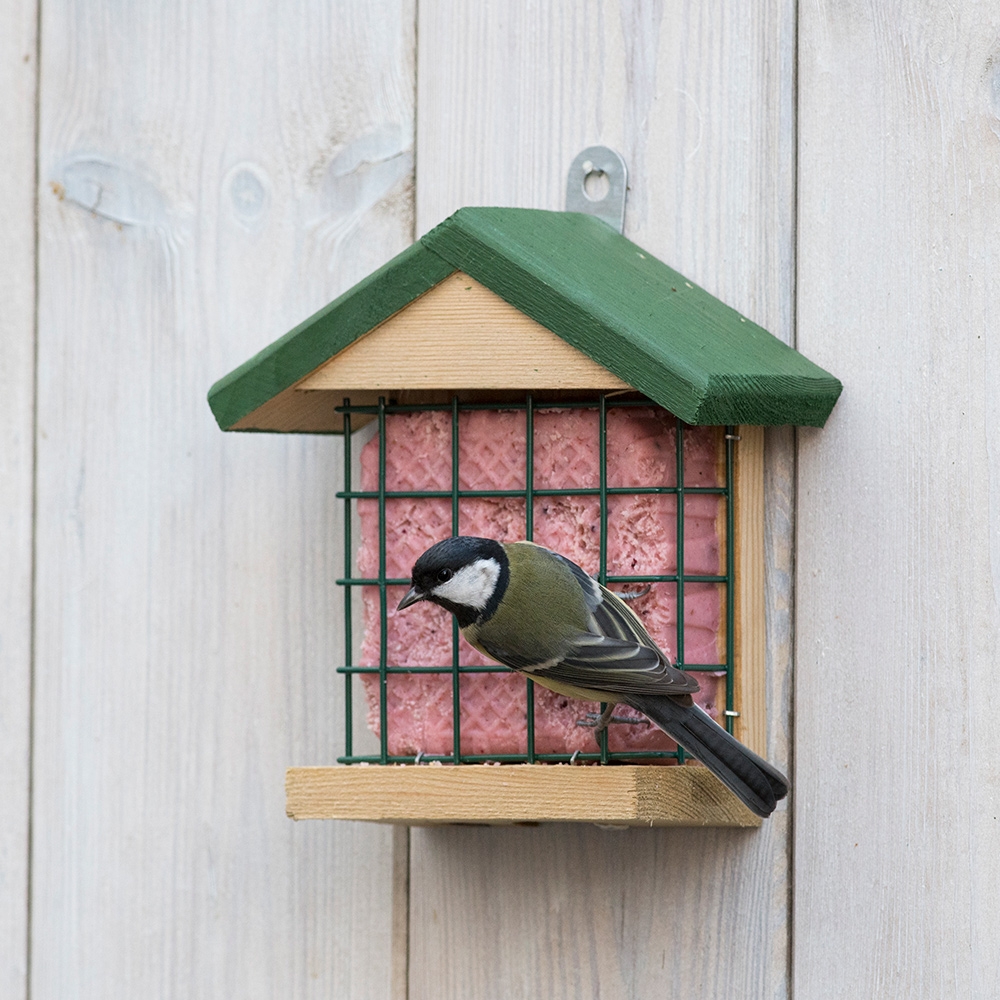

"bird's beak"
[396,586,424,611]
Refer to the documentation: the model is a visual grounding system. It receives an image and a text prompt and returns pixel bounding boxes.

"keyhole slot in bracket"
[565,146,628,233]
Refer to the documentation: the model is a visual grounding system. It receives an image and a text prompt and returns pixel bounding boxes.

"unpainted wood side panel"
[411,3,795,998]
[733,425,767,756]
[795,5,1000,997]
[0,2,38,998]
[32,2,414,997]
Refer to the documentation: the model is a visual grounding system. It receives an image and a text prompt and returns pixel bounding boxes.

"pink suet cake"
[357,405,726,759]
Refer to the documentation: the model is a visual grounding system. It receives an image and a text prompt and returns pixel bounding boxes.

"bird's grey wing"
[530,632,700,697]
[589,584,665,648]
[509,545,699,696]
[471,620,698,695]
[549,550,666,650]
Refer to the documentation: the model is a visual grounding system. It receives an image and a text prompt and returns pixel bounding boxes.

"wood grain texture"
[795,4,1000,996]
[32,2,414,997]
[733,425,766,755]
[411,3,795,997]
[298,270,630,391]
[390,825,410,1000]
[0,2,38,998]
[286,765,761,827]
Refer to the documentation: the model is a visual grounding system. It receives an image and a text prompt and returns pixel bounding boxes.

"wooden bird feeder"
[209,207,841,828]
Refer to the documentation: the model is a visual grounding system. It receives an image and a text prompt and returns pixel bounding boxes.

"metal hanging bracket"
[565,146,628,233]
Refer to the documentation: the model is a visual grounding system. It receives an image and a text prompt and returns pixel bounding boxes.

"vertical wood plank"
[795,4,1000,996]
[733,425,767,756]
[391,826,411,1000]
[411,3,795,997]
[32,2,414,997]
[0,2,38,998]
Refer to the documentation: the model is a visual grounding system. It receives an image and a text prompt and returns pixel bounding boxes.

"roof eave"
[208,207,843,431]
[208,241,454,430]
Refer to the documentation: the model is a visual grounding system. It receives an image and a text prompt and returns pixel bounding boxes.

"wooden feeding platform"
[286,764,762,827]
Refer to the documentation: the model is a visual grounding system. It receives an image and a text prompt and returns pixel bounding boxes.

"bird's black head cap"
[399,536,509,627]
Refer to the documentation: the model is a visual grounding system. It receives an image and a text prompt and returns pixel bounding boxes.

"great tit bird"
[397,535,789,818]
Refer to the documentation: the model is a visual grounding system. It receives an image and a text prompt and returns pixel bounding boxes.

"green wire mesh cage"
[335,392,738,767]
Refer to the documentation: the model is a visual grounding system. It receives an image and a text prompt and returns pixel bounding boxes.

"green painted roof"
[208,207,841,430]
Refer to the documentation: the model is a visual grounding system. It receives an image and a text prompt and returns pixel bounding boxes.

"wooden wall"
[1,1,997,997]
[0,2,37,998]
[21,2,414,997]
[795,3,1000,996]
[411,3,795,997]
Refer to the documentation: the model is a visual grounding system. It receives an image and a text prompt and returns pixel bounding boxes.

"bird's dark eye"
[436,568,453,583]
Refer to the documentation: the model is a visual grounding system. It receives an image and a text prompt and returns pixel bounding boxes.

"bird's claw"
[576,708,650,732]
[575,703,641,736]
[614,584,652,601]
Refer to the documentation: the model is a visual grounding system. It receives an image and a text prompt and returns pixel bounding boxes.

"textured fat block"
[357,407,725,758]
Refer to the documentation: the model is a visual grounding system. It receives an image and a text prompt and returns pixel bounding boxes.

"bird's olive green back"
[464,542,589,664]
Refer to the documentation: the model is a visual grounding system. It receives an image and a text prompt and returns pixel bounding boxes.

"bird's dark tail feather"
[626,695,789,818]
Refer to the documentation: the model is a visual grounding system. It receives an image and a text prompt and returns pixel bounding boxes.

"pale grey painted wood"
[795,4,1000,997]
[0,3,38,998]
[411,3,795,997]
[32,1,413,996]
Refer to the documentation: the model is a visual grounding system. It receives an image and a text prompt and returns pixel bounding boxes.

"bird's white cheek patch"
[432,558,501,610]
